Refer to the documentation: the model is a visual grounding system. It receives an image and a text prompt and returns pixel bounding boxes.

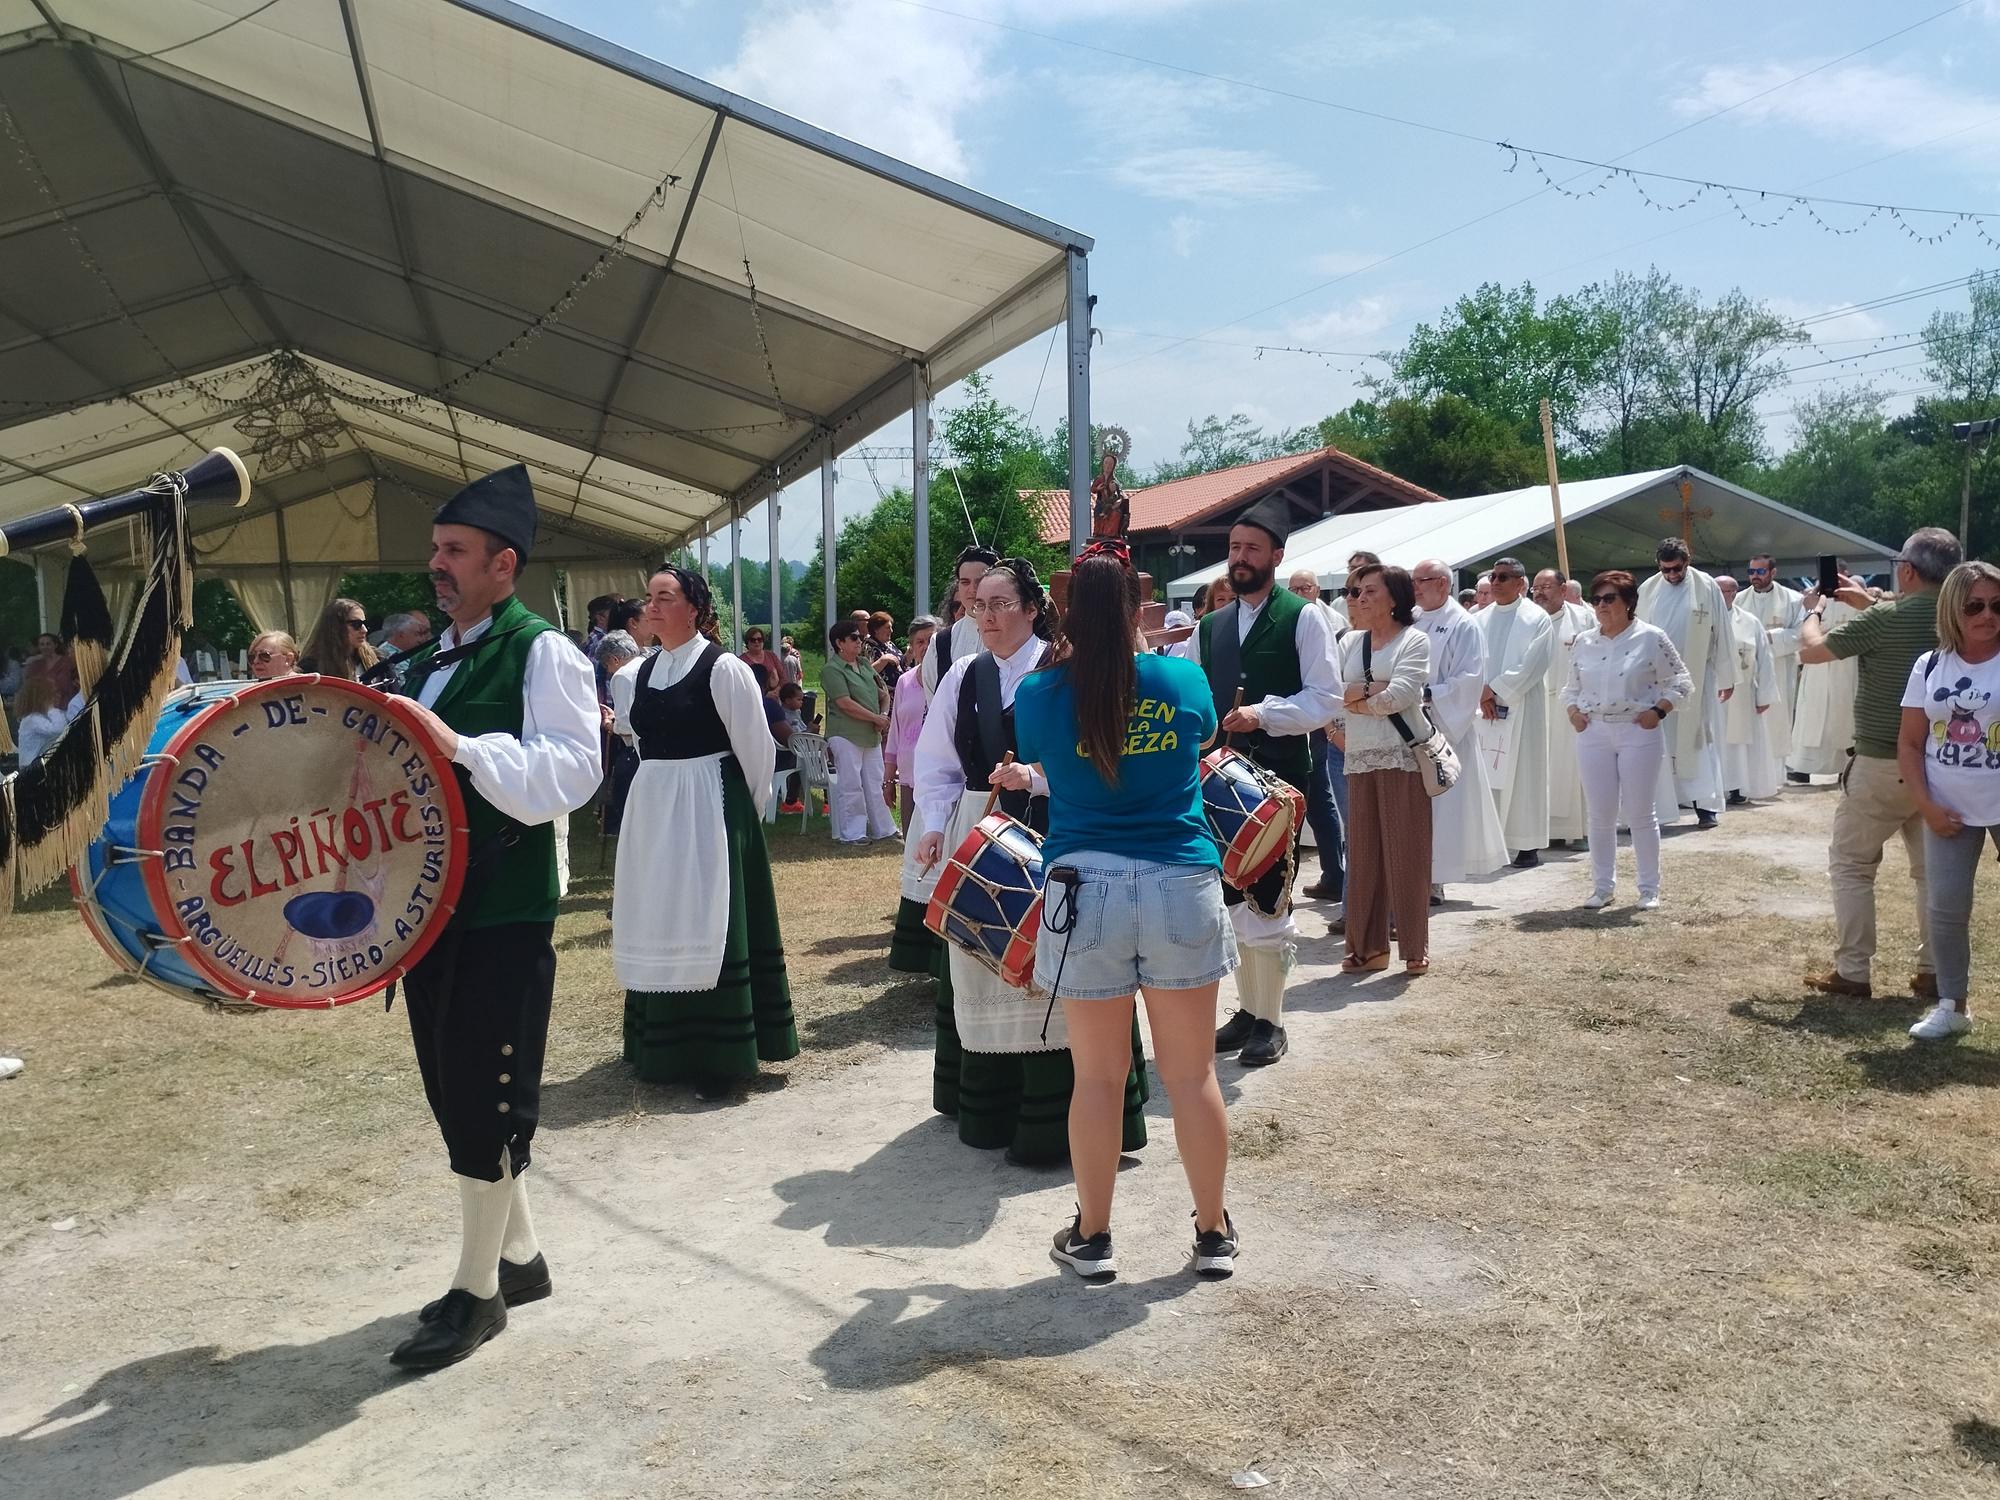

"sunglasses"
[1659,564,1687,576]
[250,650,292,663]
[1344,585,1364,598]
[1591,594,1622,606]
[345,618,368,630]
[1747,567,1772,576]
[1963,599,2000,617]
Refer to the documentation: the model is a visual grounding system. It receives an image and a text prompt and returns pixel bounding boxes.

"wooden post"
[1539,398,1569,580]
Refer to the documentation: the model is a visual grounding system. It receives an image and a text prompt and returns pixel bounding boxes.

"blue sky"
[526,0,2000,565]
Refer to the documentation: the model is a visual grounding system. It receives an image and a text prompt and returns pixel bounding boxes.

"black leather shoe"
[1695,810,1719,829]
[1511,849,1540,868]
[420,1255,551,1323]
[1239,1020,1288,1067]
[1214,1010,1257,1053]
[391,1288,506,1370]
[1726,790,1747,806]
[1549,838,1570,849]
[1786,772,1811,785]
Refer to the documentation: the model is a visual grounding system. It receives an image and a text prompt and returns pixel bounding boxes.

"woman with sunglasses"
[299,597,379,681]
[1561,571,1693,910]
[247,631,300,681]
[1897,560,2000,1040]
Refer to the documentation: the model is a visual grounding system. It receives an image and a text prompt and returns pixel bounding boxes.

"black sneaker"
[1051,1214,1116,1280]
[1193,1211,1239,1279]
[1214,1009,1257,1053]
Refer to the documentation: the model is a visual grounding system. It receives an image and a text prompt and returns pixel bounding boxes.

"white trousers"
[829,736,894,842]
[1578,719,1666,897]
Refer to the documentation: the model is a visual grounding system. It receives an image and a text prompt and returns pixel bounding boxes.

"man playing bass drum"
[389,464,603,1370]
[1184,496,1340,1067]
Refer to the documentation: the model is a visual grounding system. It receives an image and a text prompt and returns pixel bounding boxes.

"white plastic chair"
[787,732,833,830]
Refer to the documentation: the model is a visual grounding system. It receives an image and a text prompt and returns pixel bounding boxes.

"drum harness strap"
[1038,866,1082,1044]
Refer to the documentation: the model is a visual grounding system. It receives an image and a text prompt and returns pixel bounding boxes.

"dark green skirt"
[930,942,1149,1164]
[889,896,942,973]
[624,765,799,1083]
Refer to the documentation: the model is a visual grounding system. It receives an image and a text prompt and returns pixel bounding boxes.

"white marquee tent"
[1167,467,1899,600]
[0,0,1098,636]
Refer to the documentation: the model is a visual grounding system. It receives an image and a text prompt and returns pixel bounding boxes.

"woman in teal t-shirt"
[1013,545,1239,1283]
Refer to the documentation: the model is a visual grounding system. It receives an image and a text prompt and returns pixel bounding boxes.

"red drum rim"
[135,676,470,1009]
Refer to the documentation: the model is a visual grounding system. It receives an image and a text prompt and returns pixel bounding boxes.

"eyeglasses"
[1963,598,1999,617]
[1343,586,1365,598]
[967,598,1022,616]
[1659,564,1687,577]
[1747,567,1772,576]
[249,650,292,663]
[1591,594,1621,606]
[345,618,368,630]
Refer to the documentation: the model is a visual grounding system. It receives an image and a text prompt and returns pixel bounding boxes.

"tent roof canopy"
[1167,467,1899,596]
[0,0,1091,558]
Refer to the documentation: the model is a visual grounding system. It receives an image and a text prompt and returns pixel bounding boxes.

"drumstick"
[1205,688,1244,751]
[981,751,1017,820]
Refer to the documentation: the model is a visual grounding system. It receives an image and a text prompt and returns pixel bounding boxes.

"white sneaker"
[0,1057,21,1080]
[1636,893,1660,910]
[1910,1005,1973,1041]
[1582,889,1613,910]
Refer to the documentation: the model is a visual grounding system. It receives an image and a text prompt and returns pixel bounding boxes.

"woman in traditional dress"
[1014,544,1238,1279]
[612,566,798,1098]
[913,560,1150,1165]
[885,615,943,973]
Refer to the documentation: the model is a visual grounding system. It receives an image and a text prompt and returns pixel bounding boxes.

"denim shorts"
[1033,850,1239,1000]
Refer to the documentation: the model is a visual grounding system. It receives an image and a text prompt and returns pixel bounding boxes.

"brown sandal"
[1404,958,1430,976]
[1341,952,1390,973]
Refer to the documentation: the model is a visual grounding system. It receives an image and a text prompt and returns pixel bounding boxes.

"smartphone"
[1818,555,1840,596]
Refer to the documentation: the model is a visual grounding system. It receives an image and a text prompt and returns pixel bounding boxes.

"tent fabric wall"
[516,564,565,632]
[226,574,292,636]
[562,564,652,619]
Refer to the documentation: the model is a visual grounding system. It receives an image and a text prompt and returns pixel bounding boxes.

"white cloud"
[1281,294,1402,349]
[1111,146,1319,203]
[1167,213,1204,257]
[1673,63,2000,172]
[1308,249,1386,277]
[1764,297,1891,345]
[712,1,1214,180]
[1293,17,1455,69]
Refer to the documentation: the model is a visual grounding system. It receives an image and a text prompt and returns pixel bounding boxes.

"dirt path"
[3,790,1995,1499]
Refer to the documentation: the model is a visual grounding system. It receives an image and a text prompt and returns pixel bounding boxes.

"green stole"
[402,593,561,929]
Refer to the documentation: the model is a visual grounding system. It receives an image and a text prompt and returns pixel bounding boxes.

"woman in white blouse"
[1329,563,1434,974]
[1561,569,1694,910]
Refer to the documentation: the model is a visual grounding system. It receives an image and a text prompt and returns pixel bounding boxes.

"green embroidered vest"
[402,593,561,929]
[1199,586,1312,788]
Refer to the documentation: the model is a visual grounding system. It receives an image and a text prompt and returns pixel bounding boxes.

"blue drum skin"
[73,686,239,1000]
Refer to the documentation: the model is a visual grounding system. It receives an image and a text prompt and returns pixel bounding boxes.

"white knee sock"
[500,1155,540,1266]
[451,1160,513,1299]
[1237,943,1291,1024]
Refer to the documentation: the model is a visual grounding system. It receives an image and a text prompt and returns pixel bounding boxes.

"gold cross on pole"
[1659,476,1713,547]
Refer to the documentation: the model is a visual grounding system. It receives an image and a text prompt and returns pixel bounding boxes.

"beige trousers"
[1828,753,1933,984]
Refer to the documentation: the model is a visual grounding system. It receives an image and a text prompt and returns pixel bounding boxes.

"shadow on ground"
[540,1057,788,1127]
[809,1272,1197,1391]
[0,1316,408,1500]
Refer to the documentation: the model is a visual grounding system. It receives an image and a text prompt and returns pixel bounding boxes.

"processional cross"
[1659,476,1713,548]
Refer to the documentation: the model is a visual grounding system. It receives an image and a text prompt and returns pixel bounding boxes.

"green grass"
[1741,1147,1995,1224]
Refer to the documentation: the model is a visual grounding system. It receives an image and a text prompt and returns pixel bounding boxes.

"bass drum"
[73,676,469,1010]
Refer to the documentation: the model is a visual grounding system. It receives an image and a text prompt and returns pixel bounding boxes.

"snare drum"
[1199,748,1304,890]
[72,676,469,1009]
[924,813,1046,990]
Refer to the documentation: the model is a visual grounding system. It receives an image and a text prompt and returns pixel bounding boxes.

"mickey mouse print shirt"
[1903,648,2000,825]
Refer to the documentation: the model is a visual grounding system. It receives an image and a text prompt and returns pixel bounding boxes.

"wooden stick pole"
[1539,398,1569,580]
[980,751,1017,820]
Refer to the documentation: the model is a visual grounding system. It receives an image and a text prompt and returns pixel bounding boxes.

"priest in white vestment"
[1788,594,1861,776]
[1474,558,1555,865]
[1716,576,1781,801]
[1534,569,1596,844]
[1410,560,1507,892]
[1636,537,1737,827]
[1743,555,1804,783]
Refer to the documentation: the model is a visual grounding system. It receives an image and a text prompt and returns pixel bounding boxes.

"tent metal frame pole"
[767,470,782,642]
[911,364,931,620]
[699,528,708,573]
[1065,248,1092,561]
[822,437,837,638]
[730,506,744,651]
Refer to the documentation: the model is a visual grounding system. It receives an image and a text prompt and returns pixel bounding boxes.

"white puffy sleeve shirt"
[1561,620,1694,723]
[913,635,1051,834]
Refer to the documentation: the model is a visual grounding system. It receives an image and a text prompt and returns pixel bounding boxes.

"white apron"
[612,754,732,991]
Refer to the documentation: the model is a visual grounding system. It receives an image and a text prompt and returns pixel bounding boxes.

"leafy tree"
[1575,267,1678,473]
[1754,386,1940,552]
[1382,280,1617,448]
[1348,394,1542,498]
